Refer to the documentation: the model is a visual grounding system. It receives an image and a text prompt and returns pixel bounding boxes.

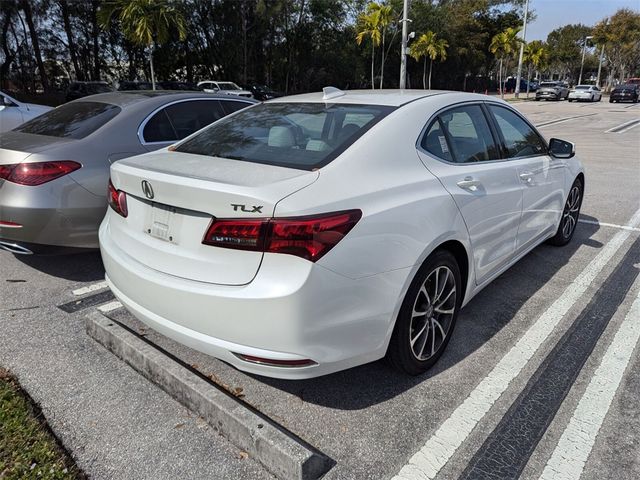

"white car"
[100,88,584,379]
[0,91,52,132]
[197,81,253,98]
[568,85,602,102]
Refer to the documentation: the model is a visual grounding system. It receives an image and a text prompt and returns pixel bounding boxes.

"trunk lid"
[109,151,319,285]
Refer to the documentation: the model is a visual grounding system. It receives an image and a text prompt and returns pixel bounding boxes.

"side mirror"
[549,138,575,159]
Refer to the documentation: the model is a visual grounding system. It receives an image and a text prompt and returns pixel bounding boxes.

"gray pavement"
[1,98,639,480]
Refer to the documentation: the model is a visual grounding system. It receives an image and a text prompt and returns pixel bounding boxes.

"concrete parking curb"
[86,310,333,480]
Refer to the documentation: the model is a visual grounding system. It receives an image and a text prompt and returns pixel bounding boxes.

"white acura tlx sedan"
[100,88,584,379]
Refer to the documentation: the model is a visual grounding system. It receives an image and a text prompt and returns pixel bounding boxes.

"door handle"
[519,171,534,184]
[456,177,481,191]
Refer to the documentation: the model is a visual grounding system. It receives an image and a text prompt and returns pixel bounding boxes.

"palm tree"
[410,31,448,90]
[490,26,523,98]
[99,0,186,90]
[368,2,393,89]
[523,40,546,98]
[356,9,382,90]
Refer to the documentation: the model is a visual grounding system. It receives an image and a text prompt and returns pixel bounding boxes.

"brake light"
[108,179,128,218]
[0,161,81,186]
[202,210,362,262]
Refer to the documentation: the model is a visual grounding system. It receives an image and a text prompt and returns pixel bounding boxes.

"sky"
[524,0,640,41]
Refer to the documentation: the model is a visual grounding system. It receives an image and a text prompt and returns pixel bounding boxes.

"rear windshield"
[175,102,395,170]
[540,82,558,87]
[575,86,590,90]
[14,101,121,139]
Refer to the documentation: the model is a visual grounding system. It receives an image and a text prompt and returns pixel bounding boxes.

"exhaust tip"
[0,241,33,255]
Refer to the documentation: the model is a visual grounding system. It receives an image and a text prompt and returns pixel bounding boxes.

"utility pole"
[514,0,529,98]
[596,44,605,87]
[578,35,593,85]
[399,0,409,89]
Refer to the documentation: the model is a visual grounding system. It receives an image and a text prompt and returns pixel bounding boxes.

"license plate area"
[143,202,182,244]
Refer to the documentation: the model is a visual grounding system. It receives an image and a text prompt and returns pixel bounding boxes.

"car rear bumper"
[610,93,637,101]
[568,93,593,100]
[99,217,410,379]
[0,177,106,249]
[536,91,560,99]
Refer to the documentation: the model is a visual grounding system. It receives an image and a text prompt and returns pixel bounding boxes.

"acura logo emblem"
[141,180,154,199]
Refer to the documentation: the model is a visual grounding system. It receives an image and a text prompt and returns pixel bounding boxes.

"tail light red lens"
[0,161,81,186]
[107,179,128,218]
[203,210,362,262]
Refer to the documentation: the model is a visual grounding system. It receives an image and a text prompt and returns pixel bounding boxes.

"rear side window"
[488,105,547,158]
[175,102,394,170]
[220,100,252,115]
[427,105,499,163]
[142,100,226,143]
[14,101,120,139]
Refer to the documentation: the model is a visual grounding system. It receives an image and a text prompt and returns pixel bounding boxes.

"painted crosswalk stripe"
[392,207,640,480]
[72,281,108,296]
[98,301,122,313]
[539,281,640,480]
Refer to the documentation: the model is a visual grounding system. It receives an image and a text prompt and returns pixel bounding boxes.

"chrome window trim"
[137,97,254,146]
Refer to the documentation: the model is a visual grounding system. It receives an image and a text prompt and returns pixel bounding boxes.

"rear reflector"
[107,179,128,218]
[0,161,81,186]
[233,353,317,368]
[202,209,362,262]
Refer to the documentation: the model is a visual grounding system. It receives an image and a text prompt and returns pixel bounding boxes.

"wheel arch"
[435,239,470,305]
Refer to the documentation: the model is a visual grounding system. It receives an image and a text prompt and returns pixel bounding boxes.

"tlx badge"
[231,204,263,213]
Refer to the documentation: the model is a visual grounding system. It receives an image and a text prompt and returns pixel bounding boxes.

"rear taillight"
[0,161,81,186]
[108,179,128,218]
[202,210,362,262]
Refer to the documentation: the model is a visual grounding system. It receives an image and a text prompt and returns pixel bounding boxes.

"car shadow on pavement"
[256,218,603,410]
[13,251,105,282]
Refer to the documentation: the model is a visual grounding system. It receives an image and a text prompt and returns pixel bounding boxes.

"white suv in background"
[198,81,253,98]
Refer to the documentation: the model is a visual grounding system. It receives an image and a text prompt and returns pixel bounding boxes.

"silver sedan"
[0,91,256,254]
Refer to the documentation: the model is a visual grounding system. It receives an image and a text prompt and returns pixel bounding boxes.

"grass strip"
[0,368,84,480]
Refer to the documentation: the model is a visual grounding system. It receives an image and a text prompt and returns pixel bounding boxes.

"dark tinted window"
[143,109,176,142]
[489,105,547,158]
[14,101,120,139]
[175,102,394,170]
[421,119,454,163]
[435,105,499,163]
[165,100,225,139]
[221,100,252,115]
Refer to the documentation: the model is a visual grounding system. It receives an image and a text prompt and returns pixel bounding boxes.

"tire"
[548,178,583,246]
[535,98,540,101]
[387,250,462,375]
[609,98,614,103]
[568,99,573,102]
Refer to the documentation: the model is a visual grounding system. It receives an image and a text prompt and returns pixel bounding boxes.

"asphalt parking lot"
[1,98,639,480]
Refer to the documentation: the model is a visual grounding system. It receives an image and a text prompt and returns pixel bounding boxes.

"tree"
[19,0,49,91]
[490,26,522,98]
[98,0,187,89]
[356,8,381,89]
[523,40,546,97]
[410,31,448,89]
[367,2,394,88]
[545,24,593,82]
[593,9,640,85]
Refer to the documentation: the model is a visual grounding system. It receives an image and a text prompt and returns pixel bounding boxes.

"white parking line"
[72,281,108,296]
[578,219,640,233]
[392,208,640,480]
[97,301,122,313]
[604,118,640,133]
[536,114,597,128]
[539,280,640,480]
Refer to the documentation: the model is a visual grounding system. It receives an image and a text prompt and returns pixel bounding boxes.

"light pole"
[596,44,605,87]
[514,0,529,98]
[399,0,410,89]
[578,35,593,85]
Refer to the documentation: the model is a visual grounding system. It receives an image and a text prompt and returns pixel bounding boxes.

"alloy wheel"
[409,266,457,361]
[561,185,581,239]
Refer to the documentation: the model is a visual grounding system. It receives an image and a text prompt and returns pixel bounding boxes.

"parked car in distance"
[117,81,155,91]
[609,84,639,103]
[0,91,52,133]
[0,91,256,254]
[66,81,113,102]
[568,85,602,102]
[158,81,202,91]
[504,78,537,93]
[242,83,284,101]
[100,88,584,379]
[535,81,570,101]
[198,81,253,98]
